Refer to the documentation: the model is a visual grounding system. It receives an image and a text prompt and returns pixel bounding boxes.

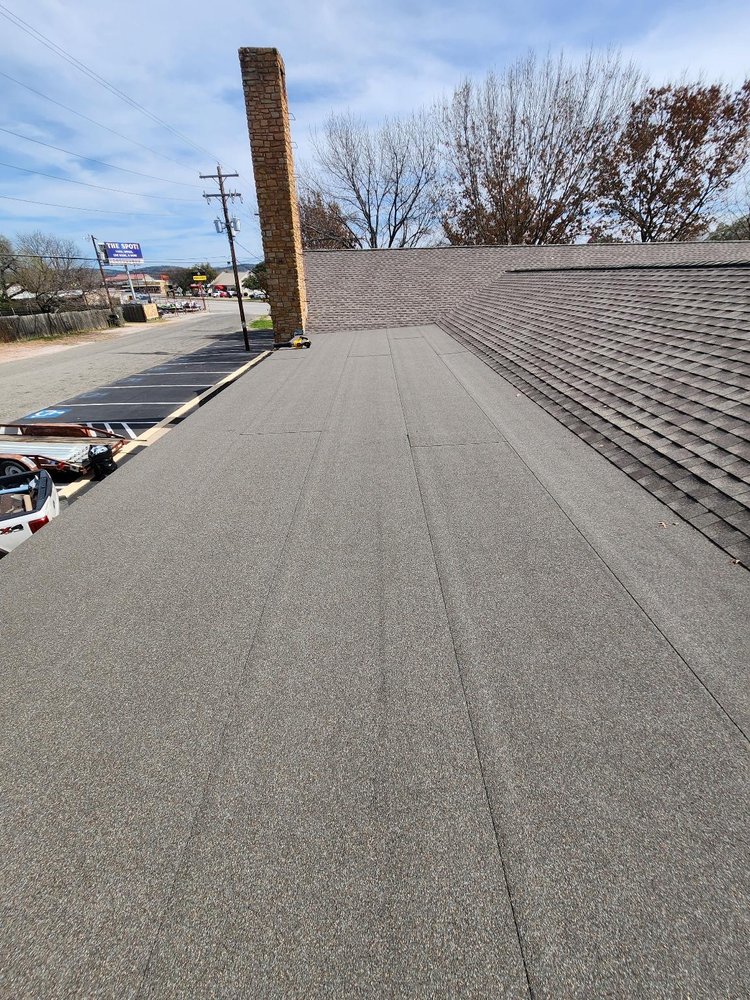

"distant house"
[208,270,251,295]
[106,272,167,300]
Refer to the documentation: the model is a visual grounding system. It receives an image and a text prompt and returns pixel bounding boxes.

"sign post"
[90,235,118,321]
[193,275,208,311]
[124,264,137,301]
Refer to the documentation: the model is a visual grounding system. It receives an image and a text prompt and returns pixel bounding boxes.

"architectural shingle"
[438,264,750,564]
[304,242,750,333]
[305,242,750,564]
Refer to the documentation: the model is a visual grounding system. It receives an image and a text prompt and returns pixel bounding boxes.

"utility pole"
[90,235,118,322]
[200,165,249,351]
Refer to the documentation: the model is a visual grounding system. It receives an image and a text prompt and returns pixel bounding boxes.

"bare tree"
[13,232,93,313]
[595,81,750,242]
[298,187,358,249]
[311,110,442,248]
[0,236,20,310]
[441,50,641,245]
[707,163,750,241]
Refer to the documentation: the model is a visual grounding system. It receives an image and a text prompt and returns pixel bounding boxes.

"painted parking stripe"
[48,402,195,407]
[108,384,210,389]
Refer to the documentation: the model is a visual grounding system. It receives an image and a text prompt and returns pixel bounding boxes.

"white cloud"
[0,0,747,261]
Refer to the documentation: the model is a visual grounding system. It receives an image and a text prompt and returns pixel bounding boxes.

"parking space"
[18,330,275,438]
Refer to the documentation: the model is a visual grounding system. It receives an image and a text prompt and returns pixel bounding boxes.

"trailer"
[0,423,125,478]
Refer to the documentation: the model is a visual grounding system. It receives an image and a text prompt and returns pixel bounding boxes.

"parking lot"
[18,330,274,438]
[0,298,270,424]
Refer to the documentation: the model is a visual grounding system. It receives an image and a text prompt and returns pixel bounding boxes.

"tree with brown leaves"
[441,50,640,245]
[299,189,358,249]
[595,82,750,242]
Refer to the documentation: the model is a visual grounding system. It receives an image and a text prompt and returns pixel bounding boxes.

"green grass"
[250,315,272,330]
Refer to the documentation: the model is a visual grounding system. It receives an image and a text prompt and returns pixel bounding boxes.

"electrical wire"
[0,4,221,162]
[0,70,192,171]
[2,252,263,266]
[234,239,263,262]
[0,126,202,189]
[0,193,174,217]
[0,160,197,202]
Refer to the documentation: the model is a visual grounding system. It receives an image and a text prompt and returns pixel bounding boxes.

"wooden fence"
[0,307,123,343]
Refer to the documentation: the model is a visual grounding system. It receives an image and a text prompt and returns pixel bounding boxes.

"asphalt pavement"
[0,299,269,424]
[0,326,748,998]
[16,330,274,438]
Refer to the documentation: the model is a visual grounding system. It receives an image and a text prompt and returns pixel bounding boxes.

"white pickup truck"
[0,468,60,558]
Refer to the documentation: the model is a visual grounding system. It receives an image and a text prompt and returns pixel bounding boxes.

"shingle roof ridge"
[303,240,750,254]
[506,261,750,274]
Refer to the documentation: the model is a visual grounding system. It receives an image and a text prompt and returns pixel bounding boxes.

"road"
[0,299,269,423]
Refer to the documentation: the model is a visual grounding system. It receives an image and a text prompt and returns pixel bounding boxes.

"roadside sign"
[193,275,207,281]
[104,242,143,263]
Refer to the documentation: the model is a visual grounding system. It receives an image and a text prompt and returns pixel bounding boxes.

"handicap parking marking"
[14,330,274,431]
[23,408,69,419]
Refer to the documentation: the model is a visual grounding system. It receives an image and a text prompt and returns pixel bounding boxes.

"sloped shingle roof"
[442,264,750,564]
[304,241,750,333]
[304,243,750,564]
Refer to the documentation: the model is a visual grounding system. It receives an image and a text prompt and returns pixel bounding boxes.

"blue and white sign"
[25,408,69,419]
[104,241,143,263]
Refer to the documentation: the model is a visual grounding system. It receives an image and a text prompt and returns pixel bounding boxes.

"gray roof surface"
[304,241,750,333]
[304,242,750,564]
[1,328,748,998]
[439,264,750,564]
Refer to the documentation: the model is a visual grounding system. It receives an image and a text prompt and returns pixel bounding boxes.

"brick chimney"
[239,47,307,344]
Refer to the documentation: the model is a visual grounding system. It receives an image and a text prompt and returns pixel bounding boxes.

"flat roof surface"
[1,326,748,997]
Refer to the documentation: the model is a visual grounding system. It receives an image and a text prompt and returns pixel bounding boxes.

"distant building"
[209,270,251,295]
[106,272,167,300]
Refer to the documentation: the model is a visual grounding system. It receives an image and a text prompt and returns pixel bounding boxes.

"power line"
[0,70,192,171]
[0,160,197,202]
[0,126,202,188]
[201,165,250,348]
[234,239,263,262]
[2,252,264,264]
[0,4,220,162]
[0,194,173,217]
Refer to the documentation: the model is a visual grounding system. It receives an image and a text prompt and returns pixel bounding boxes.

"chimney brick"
[239,47,307,343]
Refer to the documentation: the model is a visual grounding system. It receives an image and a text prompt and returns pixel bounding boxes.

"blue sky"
[0,0,748,267]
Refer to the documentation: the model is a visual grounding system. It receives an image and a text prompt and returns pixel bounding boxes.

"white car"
[0,467,60,558]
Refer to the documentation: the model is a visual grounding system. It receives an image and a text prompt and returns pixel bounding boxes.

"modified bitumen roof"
[1,328,748,997]
[305,243,750,564]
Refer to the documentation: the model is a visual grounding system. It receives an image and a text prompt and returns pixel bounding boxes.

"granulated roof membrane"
[440,264,750,564]
[305,243,750,564]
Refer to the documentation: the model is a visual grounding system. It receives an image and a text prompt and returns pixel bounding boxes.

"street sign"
[104,242,143,263]
[193,275,207,281]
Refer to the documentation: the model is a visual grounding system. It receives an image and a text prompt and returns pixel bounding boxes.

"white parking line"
[108,384,209,389]
[53,402,193,406]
